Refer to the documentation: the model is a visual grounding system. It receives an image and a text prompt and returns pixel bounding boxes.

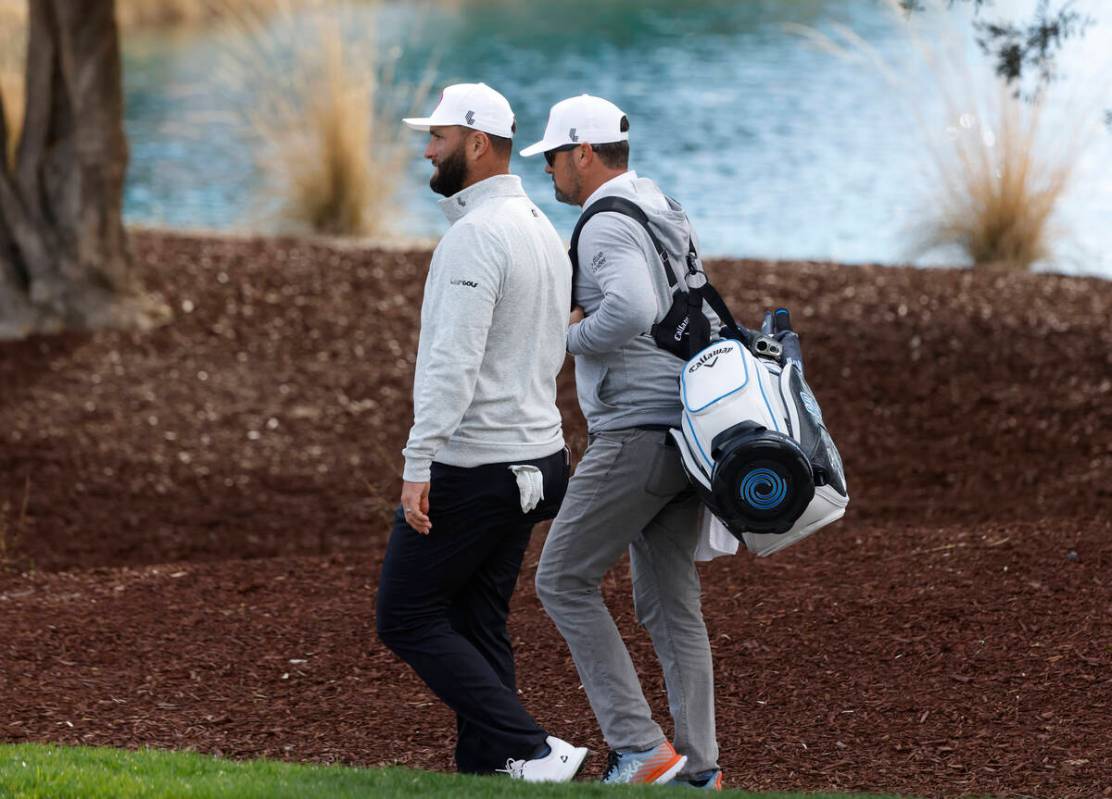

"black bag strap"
[568,196,677,292]
[700,280,748,345]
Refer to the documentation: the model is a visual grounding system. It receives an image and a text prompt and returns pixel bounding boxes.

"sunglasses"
[544,144,579,167]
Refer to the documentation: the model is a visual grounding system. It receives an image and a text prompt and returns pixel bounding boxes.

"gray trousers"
[535,428,719,776]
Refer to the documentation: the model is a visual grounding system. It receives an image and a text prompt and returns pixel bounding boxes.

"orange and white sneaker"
[600,740,687,784]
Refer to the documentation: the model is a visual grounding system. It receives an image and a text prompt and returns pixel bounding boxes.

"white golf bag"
[671,317,849,557]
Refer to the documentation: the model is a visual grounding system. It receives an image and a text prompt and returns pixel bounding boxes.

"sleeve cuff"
[566,321,583,355]
[402,459,432,483]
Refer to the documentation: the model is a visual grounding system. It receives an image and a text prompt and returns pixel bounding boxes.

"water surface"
[121,0,1112,276]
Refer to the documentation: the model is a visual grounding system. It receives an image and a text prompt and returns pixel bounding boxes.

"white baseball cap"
[519,94,628,158]
[402,82,515,139]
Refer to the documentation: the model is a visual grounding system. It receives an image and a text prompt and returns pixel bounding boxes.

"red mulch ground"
[1,231,1110,798]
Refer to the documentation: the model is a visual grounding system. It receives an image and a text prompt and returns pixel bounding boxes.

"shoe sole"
[649,754,688,785]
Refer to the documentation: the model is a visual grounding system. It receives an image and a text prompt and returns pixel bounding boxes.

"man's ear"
[575,143,594,171]
[467,130,490,161]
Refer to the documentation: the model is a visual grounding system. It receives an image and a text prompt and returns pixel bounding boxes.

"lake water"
[121,0,1112,276]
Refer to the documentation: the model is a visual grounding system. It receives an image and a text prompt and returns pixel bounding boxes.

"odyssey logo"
[687,344,733,373]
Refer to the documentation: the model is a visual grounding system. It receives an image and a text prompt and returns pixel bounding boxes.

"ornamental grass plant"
[218,2,427,236]
[918,86,1072,272]
[790,0,1103,271]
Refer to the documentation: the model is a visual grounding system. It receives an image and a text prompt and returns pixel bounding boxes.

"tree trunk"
[0,0,164,339]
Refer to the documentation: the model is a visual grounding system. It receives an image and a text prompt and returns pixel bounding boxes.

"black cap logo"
[569,128,579,142]
[465,110,476,125]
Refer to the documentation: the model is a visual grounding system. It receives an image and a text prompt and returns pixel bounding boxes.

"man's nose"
[544,163,554,175]
[424,141,436,159]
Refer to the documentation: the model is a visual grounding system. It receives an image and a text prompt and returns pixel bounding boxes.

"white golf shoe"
[496,735,588,782]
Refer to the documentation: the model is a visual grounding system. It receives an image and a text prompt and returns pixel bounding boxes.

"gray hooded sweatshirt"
[402,174,571,483]
[567,171,718,432]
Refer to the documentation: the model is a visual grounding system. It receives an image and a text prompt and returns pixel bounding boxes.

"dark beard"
[430,145,468,197]
[553,169,579,205]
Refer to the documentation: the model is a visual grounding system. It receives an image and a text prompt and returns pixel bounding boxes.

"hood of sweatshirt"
[583,171,700,268]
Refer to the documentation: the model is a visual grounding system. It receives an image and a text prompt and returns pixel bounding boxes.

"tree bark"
[0,0,163,339]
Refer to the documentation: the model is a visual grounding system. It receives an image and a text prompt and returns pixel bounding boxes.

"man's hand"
[400,480,432,534]
[569,305,585,326]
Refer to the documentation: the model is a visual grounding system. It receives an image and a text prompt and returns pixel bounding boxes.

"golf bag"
[670,308,849,556]
[570,198,849,556]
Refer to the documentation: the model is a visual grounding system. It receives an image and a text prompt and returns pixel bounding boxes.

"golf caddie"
[374,83,587,783]
[522,95,723,789]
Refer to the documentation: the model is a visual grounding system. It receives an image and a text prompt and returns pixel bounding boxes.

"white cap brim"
[402,117,434,131]
[520,94,629,158]
[519,138,563,158]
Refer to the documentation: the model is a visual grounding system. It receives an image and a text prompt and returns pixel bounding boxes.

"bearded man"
[374,83,586,782]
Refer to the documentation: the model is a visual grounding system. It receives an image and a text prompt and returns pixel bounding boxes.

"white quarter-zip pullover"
[401,174,571,482]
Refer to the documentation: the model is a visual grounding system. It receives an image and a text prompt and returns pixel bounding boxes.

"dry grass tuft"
[115,0,288,30]
[252,18,388,236]
[919,90,1073,271]
[789,0,1099,271]
[221,2,425,237]
[0,0,418,236]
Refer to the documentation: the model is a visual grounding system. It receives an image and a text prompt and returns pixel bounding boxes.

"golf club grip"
[778,330,803,369]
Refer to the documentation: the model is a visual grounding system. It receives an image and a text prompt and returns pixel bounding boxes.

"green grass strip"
[0,743,905,799]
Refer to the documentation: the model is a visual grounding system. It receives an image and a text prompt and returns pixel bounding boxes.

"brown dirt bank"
[1,231,1110,798]
[1,231,1109,570]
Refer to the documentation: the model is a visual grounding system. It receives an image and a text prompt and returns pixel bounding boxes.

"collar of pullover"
[583,170,638,210]
[439,174,525,224]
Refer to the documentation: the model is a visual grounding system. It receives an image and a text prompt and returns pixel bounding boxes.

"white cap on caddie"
[402,82,515,139]
[519,94,628,157]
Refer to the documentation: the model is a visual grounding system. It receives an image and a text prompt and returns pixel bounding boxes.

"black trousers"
[375,447,570,774]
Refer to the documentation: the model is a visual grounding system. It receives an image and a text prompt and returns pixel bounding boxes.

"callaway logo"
[687,344,732,373]
[450,279,478,288]
[568,127,579,142]
[673,315,690,342]
[560,755,568,763]
[465,110,476,125]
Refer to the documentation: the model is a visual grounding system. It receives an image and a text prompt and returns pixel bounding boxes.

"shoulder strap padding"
[568,196,676,288]
[568,194,750,352]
